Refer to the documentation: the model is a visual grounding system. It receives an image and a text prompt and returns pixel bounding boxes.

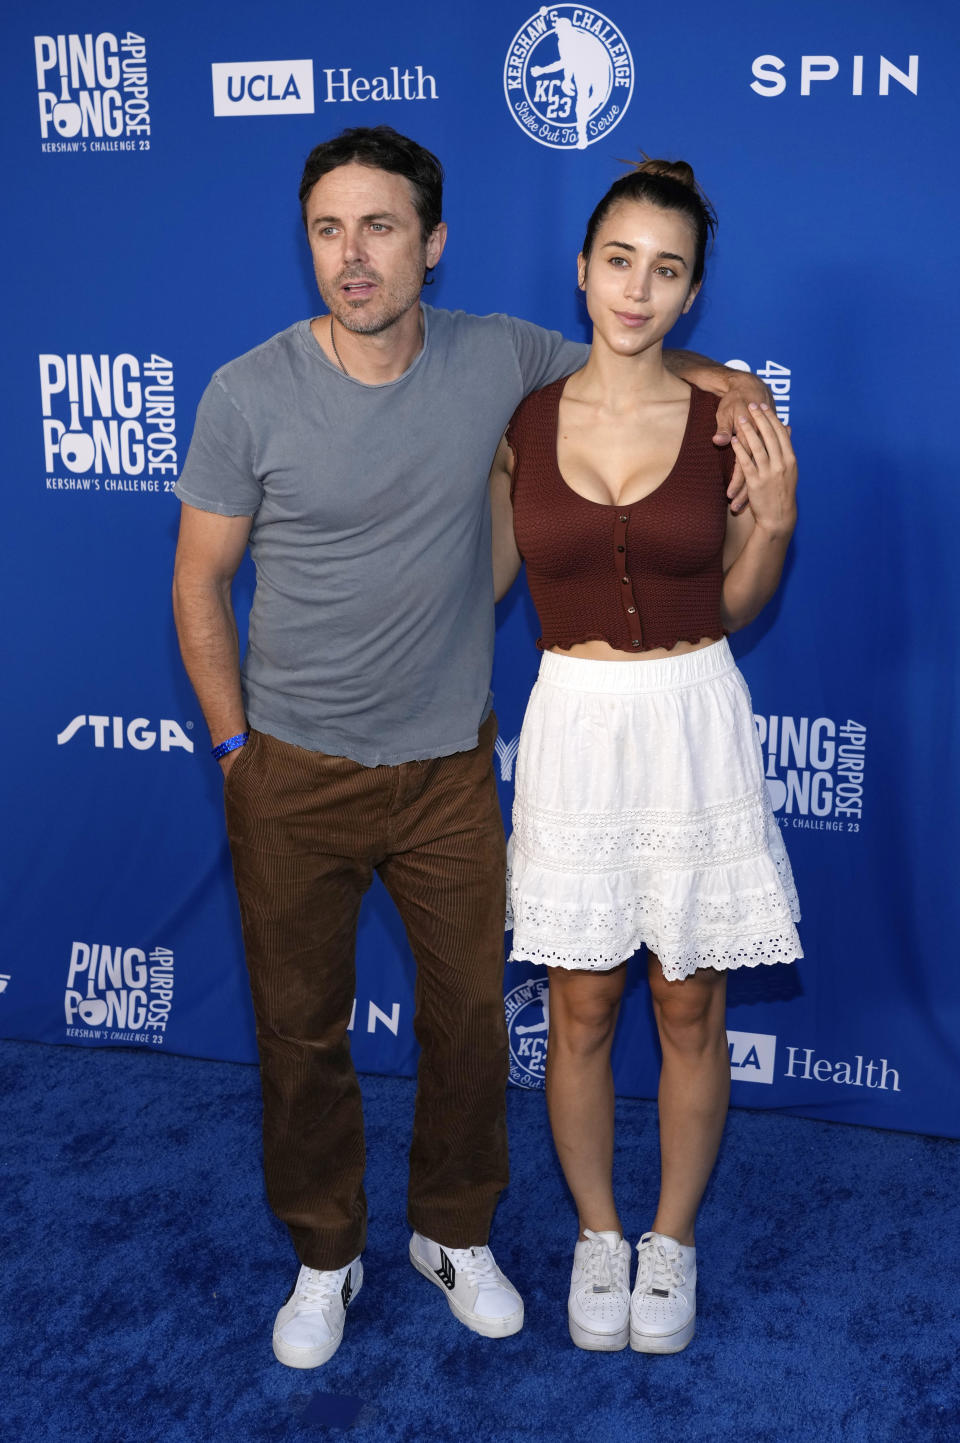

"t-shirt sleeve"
[499,314,588,396]
[173,375,262,516]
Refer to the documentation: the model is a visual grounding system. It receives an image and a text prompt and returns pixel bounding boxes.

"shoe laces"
[580,1231,628,1292]
[444,1246,503,1292]
[293,1265,346,1312]
[635,1233,686,1296]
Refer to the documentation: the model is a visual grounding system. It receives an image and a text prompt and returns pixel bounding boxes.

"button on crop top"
[506,378,735,654]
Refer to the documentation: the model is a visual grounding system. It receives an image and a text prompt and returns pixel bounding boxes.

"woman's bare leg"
[647,953,729,1246]
[544,964,629,1237]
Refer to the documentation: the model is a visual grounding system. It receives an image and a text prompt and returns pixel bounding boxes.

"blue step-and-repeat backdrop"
[3,1,957,1137]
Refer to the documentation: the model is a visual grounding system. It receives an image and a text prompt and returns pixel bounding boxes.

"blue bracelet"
[212,731,249,760]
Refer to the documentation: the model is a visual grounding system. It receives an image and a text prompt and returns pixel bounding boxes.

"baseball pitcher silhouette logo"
[504,6,634,151]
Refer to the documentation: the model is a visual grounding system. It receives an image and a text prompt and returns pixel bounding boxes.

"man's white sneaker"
[567,1229,632,1351]
[409,1232,524,1337]
[630,1232,697,1354]
[272,1258,363,1369]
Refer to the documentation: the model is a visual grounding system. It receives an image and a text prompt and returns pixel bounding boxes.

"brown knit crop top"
[506,378,735,654]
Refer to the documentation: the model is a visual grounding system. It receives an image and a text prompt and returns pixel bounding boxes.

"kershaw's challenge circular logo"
[505,977,550,1087]
[503,6,634,150]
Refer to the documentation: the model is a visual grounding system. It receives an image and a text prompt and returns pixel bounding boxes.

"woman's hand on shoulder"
[729,403,797,541]
[489,434,523,602]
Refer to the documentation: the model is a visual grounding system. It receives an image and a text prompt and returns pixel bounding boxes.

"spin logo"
[64,942,176,1045]
[35,33,151,151]
[504,6,633,150]
[505,977,549,1088]
[750,53,918,99]
[57,714,194,754]
[39,353,177,495]
[754,715,866,833]
[726,358,792,426]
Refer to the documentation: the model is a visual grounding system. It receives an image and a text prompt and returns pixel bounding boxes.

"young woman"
[490,159,801,1355]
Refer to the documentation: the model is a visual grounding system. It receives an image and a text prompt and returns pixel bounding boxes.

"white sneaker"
[630,1232,697,1354]
[272,1258,363,1369]
[409,1232,524,1337]
[567,1229,632,1351]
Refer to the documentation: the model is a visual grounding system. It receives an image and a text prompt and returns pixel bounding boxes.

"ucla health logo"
[505,977,550,1087]
[728,1030,776,1085]
[65,942,175,1044]
[754,714,866,833]
[211,60,314,116]
[39,352,177,495]
[504,6,633,150]
[35,32,151,151]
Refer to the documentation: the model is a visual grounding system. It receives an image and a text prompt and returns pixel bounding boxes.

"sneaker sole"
[568,1311,629,1351]
[409,1244,524,1338]
[629,1316,695,1355]
[272,1263,363,1369]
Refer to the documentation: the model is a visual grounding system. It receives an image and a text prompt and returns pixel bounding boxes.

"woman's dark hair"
[581,158,717,287]
[298,125,444,241]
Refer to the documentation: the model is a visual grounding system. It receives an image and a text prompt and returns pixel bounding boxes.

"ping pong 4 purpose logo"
[65,942,175,1043]
[39,352,177,495]
[754,714,866,834]
[504,5,633,150]
[35,32,151,151]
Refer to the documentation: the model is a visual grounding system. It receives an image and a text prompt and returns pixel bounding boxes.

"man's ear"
[425,222,448,270]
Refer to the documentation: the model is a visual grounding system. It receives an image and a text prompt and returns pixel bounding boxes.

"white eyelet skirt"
[506,641,802,981]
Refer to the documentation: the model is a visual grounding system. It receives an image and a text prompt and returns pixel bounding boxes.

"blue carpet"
[2,1039,958,1442]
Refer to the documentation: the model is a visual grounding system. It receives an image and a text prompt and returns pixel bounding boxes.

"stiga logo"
[754,715,866,833]
[65,942,175,1044]
[726,358,791,427]
[39,353,177,495]
[504,6,633,150]
[728,1030,776,1085]
[57,715,194,754]
[211,60,314,117]
[35,32,151,151]
[0,974,10,996]
[505,977,550,1088]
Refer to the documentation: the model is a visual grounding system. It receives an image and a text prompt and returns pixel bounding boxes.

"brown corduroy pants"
[223,713,510,1270]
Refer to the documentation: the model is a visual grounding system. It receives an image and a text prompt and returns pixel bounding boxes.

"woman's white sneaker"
[409,1233,524,1337]
[567,1229,631,1350]
[629,1232,697,1354]
[272,1258,363,1368]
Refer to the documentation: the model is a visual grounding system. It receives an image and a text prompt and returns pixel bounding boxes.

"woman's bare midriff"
[549,636,720,662]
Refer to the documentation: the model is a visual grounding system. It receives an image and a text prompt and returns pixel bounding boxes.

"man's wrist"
[211,730,249,760]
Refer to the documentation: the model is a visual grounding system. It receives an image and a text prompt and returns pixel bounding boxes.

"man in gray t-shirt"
[172,126,762,1370]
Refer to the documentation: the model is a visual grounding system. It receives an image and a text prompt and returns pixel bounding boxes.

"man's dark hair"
[298,126,444,241]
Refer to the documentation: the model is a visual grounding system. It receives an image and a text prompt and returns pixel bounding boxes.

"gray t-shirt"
[175,306,586,765]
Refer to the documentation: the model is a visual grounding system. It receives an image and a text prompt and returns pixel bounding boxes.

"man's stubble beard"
[318,268,425,338]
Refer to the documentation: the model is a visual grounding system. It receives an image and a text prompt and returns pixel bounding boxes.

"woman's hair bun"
[632,157,697,191]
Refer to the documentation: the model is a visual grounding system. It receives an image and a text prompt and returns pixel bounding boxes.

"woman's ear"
[681,280,702,315]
